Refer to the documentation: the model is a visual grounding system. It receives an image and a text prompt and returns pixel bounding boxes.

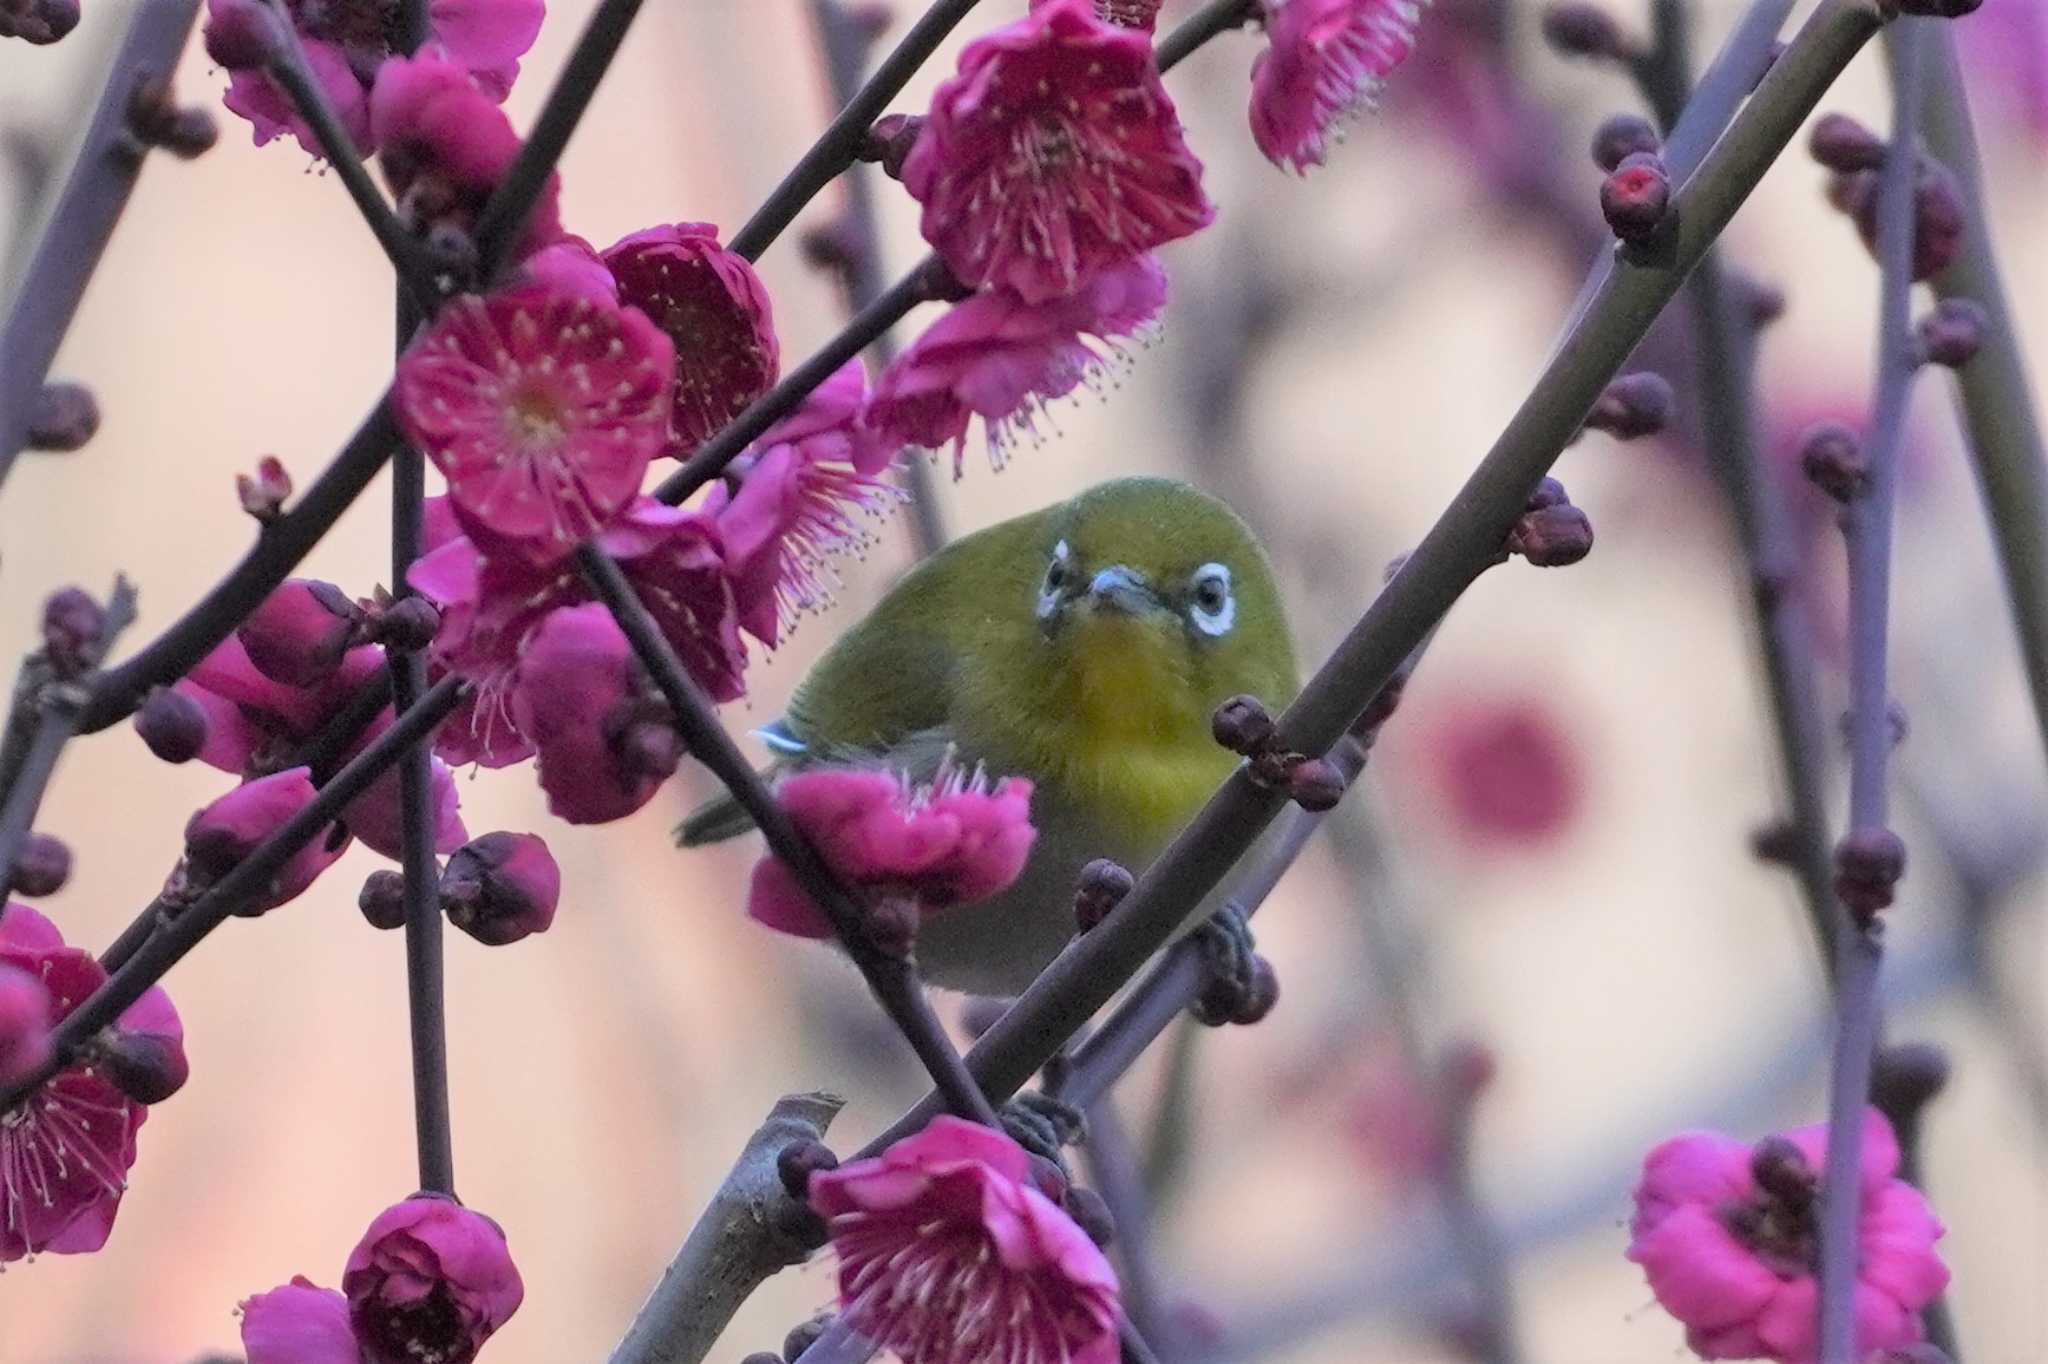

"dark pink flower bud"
[510,605,668,825]
[364,595,441,652]
[858,113,925,180]
[237,580,361,687]
[41,586,104,678]
[1591,113,1659,171]
[1835,826,1906,922]
[1231,955,1281,1025]
[1073,857,1134,933]
[342,1195,524,1364]
[201,0,287,70]
[127,78,219,160]
[441,832,560,946]
[1508,504,1595,567]
[1798,420,1867,503]
[0,0,80,44]
[777,1138,840,1199]
[1601,152,1672,242]
[1837,155,1967,281]
[610,708,684,781]
[179,767,348,914]
[1287,756,1347,812]
[1808,112,1886,173]
[239,1277,357,1364]
[740,1354,784,1364]
[1916,296,1987,368]
[236,455,292,522]
[9,832,71,897]
[1585,371,1675,440]
[134,686,210,764]
[1541,3,1628,59]
[359,869,409,931]
[0,962,52,1090]
[1211,693,1278,755]
[1871,1041,1950,1124]
[783,1316,832,1362]
[91,1025,190,1104]
[372,52,561,256]
[1524,477,1569,512]
[26,382,98,452]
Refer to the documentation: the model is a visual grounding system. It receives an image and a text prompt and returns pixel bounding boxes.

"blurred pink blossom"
[1416,695,1582,848]
[1250,0,1429,173]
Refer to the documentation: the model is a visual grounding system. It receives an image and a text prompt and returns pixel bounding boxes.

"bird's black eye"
[1037,540,1073,620]
[1188,562,1234,637]
[1194,576,1227,613]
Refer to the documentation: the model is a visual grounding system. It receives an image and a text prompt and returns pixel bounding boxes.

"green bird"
[681,476,1299,995]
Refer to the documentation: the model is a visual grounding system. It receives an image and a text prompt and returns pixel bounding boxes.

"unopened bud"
[0,0,80,43]
[1541,3,1627,59]
[41,587,105,678]
[1916,296,1987,368]
[1601,152,1672,242]
[1748,1135,1816,1209]
[26,382,98,452]
[776,1138,841,1199]
[236,455,292,522]
[1893,0,1982,15]
[1737,275,1788,328]
[1073,857,1134,932]
[784,1315,833,1362]
[441,832,560,946]
[865,897,920,958]
[201,0,288,69]
[1870,1041,1951,1123]
[236,580,360,687]
[1749,819,1802,867]
[423,220,478,279]
[1808,112,1886,173]
[1508,504,1595,567]
[9,833,71,897]
[1591,113,1659,171]
[1231,955,1281,1025]
[1834,825,1906,922]
[358,869,409,930]
[1585,371,1674,440]
[1062,1185,1116,1247]
[366,595,441,652]
[741,1354,785,1364]
[1287,756,1346,812]
[1837,155,1967,281]
[1797,420,1867,503]
[1211,693,1277,755]
[858,113,925,180]
[615,718,683,780]
[800,217,866,275]
[93,1027,189,1104]
[1524,477,1569,512]
[135,686,209,764]
[126,79,218,160]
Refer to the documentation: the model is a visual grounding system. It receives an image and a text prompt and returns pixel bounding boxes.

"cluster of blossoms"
[240,1194,523,1364]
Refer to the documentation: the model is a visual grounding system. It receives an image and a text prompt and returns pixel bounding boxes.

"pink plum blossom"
[1,903,183,1262]
[241,1277,361,1364]
[865,255,1167,472]
[602,223,780,457]
[0,961,52,1091]
[519,234,618,305]
[1626,1109,1948,1363]
[1250,0,1429,173]
[747,757,1035,941]
[1414,695,1581,848]
[176,766,351,913]
[508,604,676,825]
[901,0,1213,304]
[206,0,544,158]
[394,283,675,562]
[811,1115,1121,1364]
[343,1195,525,1364]
[237,579,361,688]
[1032,0,1163,29]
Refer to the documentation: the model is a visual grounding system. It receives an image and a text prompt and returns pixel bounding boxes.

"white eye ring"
[1038,539,1073,620]
[1189,562,1234,637]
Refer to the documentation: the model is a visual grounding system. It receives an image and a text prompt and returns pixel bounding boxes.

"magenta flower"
[1,903,183,1262]
[441,831,560,945]
[811,1115,1120,1364]
[865,256,1168,471]
[747,756,1035,941]
[343,1195,524,1364]
[602,223,780,457]
[1416,696,1581,849]
[509,604,676,824]
[241,1277,361,1364]
[394,283,676,563]
[902,0,1213,304]
[176,766,351,914]
[0,961,52,1091]
[1032,0,1163,29]
[206,0,544,157]
[237,579,361,688]
[702,360,901,646]
[519,234,619,306]
[370,52,562,257]
[1249,0,1429,173]
[339,710,470,862]
[1626,1109,1948,1363]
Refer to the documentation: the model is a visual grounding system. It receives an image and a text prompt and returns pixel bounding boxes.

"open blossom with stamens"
[702,360,901,647]
[902,0,1213,304]
[207,0,544,157]
[1,903,183,1262]
[747,755,1035,940]
[865,256,1167,472]
[810,1116,1120,1364]
[1032,0,1163,29]
[603,224,780,457]
[394,283,675,564]
[1626,1109,1947,1363]
[1250,0,1430,173]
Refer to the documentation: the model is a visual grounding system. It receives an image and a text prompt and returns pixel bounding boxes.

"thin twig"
[1153,0,1259,74]
[1816,19,1928,1364]
[0,0,202,487]
[1082,1096,1175,1355]
[574,543,997,1125]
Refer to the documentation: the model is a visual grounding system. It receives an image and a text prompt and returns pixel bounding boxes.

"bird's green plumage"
[680,477,1299,993]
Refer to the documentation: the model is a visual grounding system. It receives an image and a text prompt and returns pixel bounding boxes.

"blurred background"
[2,1,2044,1360]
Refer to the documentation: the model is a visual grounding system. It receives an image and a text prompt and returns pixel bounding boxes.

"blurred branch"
[608,1092,846,1364]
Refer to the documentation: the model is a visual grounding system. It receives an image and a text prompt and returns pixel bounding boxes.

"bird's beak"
[1085,565,1162,616]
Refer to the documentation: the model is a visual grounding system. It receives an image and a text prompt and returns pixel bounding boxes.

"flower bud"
[1736,274,1787,328]
[134,686,210,764]
[1807,112,1886,173]
[1749,819,1802,867]
[359,869,409,930]
[92,1026,189,1104]
[1591,113,1659,172]
[784,1315,833,1362]
[613,715,684,780]
[364,595,441,652]
[1601,152,1672,242]
[1439,1037,1498,1100]
[1231,954,1281,1025]
[0,963,53,1090]
[1798,420,1867,503]
[1893,0,1981,14]
[126,78,218,160]
[1073,857,1134,932]
[1062,1185,1116,1247]
[1870,1041,1951,1124]
[1916,296,1987,369]
[1748,1134,1816,1209]
[0,0,80,43]
[1508,504,1595,567]
[236,455,292,522]
[201,0,288,69]
[1834,825,1906,922]
[1541,3,1627,58]
[859,113,925,180]
[777,1138,840,1199]
[1524,477,1569,512]
[1287,756,1346,812]
[742,1355,786,1364]
[26,382,99,452]
[41,586,104,679]
[1211,693,1277,755]
[440,832,560,946]
[1585,371,1674,440]
[343,1196,524,1363]
[1837,155,1967,281]
[9,832,71,897]
[236,580,361,687]
[178,767,346,915]
[864,897,921,958]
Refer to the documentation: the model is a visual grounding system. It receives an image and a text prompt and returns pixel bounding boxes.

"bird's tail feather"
[675,791,759,846]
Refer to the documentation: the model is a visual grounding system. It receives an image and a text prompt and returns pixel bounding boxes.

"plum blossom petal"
[1250,0,1429,173]
[343,1195,524,1364]
[240,1276,362,1364]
